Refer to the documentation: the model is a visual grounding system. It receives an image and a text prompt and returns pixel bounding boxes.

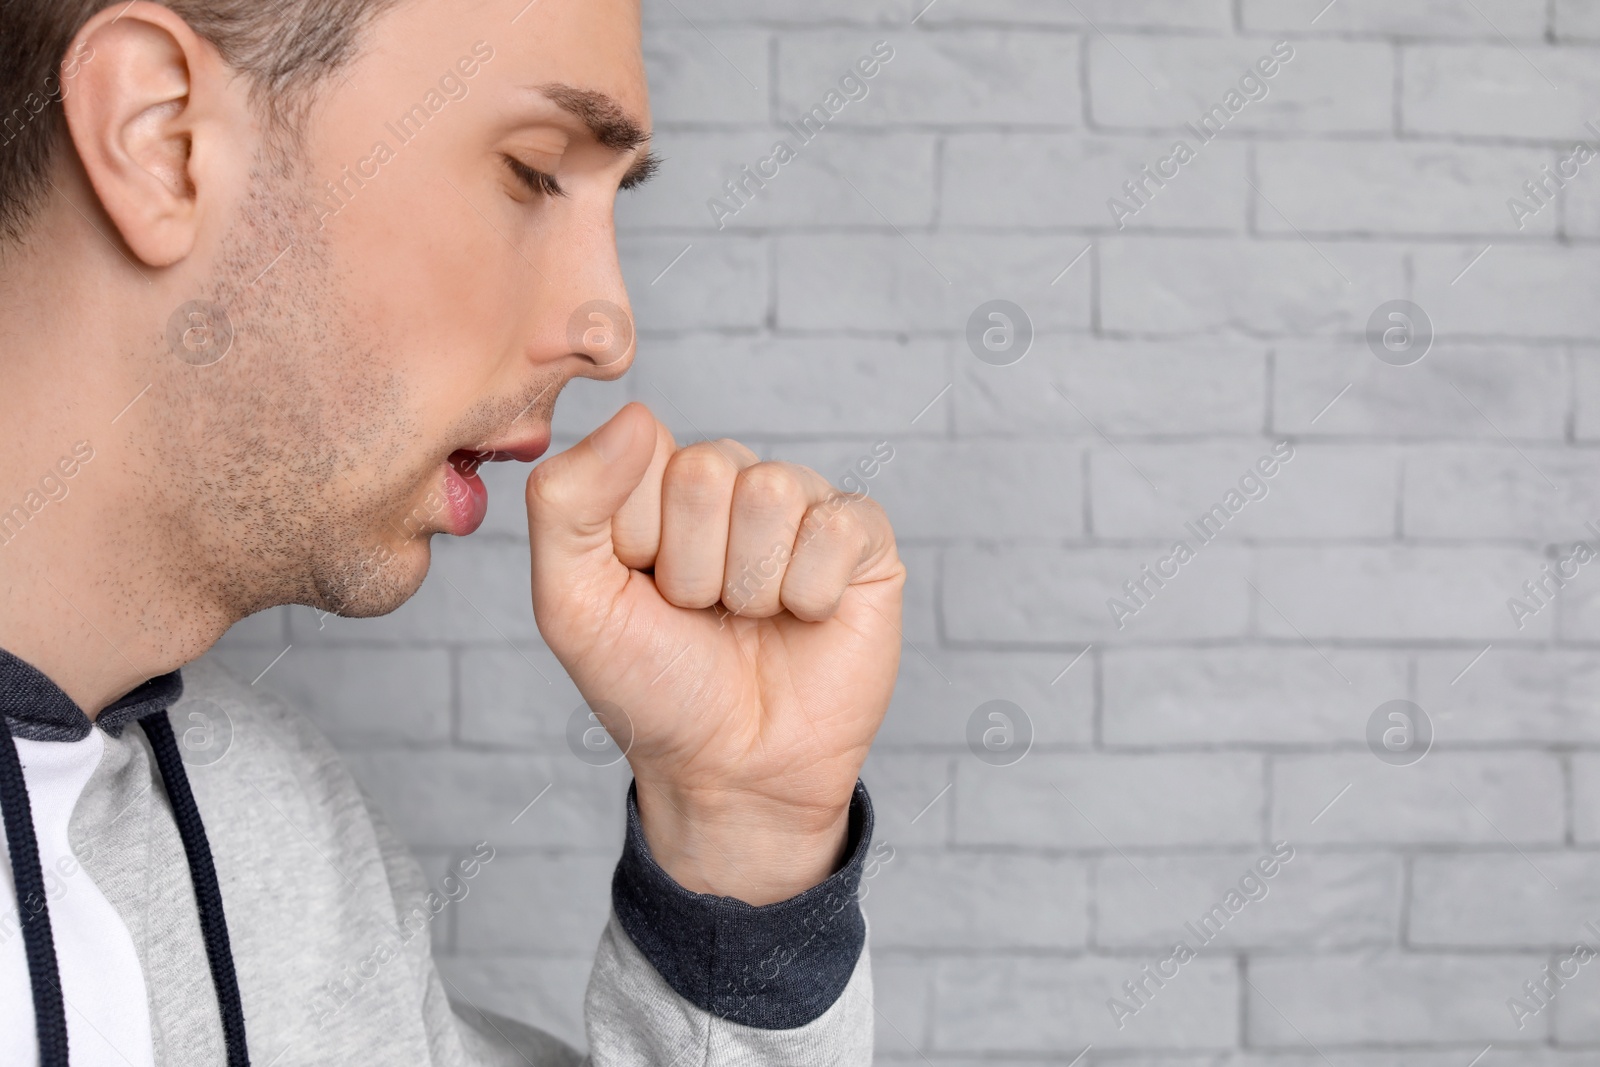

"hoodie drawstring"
[0,712,68,1067]
[139,711,250,1066]
[0,709,249,1066]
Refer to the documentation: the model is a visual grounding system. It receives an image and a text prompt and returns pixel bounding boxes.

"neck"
[0,189,234,718]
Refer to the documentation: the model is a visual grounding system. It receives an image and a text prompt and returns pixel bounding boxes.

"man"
[0,0,905,1063]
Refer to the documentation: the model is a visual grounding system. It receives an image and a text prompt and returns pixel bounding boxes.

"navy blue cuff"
[611,779,873,1030]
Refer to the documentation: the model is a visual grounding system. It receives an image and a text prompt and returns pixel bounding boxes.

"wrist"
[632,778,853,905]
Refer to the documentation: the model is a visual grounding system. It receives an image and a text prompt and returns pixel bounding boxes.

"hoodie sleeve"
[365,777,876,1067]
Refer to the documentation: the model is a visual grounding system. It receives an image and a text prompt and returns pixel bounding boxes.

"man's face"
[162,0,650,621]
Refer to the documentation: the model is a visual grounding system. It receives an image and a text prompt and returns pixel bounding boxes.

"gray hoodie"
[0,653,876,1065]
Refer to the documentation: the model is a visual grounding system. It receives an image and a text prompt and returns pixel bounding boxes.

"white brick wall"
[208,1,1600,1059]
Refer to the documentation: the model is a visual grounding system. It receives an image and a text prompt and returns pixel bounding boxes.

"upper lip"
[456,427,552,464]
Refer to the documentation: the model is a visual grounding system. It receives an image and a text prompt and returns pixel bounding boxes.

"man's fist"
[525,402,906,904]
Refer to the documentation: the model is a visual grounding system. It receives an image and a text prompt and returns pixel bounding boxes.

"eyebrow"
[537,82,661,188]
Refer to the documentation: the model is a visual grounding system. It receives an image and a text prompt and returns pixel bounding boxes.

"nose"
[537,202,636,384]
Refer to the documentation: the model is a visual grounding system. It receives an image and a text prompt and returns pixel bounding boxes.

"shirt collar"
[0,645,184,743]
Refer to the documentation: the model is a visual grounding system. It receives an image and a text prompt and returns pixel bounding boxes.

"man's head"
[0,0,652,629]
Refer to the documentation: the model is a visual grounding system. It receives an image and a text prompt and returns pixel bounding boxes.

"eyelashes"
[502,155,567,199]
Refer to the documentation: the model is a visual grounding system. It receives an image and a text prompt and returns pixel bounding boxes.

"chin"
[308,535,433,619]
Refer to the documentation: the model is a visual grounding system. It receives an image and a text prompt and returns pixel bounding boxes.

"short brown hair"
[0,1,404,243]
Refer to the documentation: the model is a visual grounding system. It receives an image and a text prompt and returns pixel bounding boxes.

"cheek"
[326,167,516,422]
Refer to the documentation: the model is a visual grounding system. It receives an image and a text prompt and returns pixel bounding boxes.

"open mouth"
[436,431,551,537]
[442,451,492,535]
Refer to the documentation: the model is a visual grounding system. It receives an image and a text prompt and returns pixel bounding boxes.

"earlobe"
[59,2,227,268]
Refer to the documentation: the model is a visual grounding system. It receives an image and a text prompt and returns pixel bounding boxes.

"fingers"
[610,418,679,570]
[653,439,760,607]
[525,402,658,612]
[776,491,894,622]
[720,461,835,618]
[563,416,897,623]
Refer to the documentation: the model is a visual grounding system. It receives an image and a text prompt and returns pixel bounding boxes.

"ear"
[60,2,240,268]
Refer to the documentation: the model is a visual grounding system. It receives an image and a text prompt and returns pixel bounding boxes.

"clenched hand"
[525,402,905,904]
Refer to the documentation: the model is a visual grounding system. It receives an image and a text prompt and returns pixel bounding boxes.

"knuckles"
[732,462,809,514]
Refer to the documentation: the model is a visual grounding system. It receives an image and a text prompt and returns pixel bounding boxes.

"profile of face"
[63,0,652,622]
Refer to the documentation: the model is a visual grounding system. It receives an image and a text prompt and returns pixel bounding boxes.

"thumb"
[525,402,657,603]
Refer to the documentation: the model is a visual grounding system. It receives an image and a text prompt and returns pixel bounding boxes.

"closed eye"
[503,156,567,199]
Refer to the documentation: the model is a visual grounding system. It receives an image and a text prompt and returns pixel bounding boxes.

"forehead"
[356,0,649,119]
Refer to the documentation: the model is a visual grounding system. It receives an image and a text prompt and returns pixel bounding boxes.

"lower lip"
[442,457,489,535]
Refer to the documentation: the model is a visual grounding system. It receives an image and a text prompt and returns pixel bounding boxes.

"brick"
[1411,853,1600,947]
[1417,650,1600,743]
[955,342,1267,439]
[1100,237,1406,335]
[642,0,907,25]
[1413,245,1600,339]
[458,646,588,749]
[641,28,771,123]
[615,129,939,231]
[1255,545,1555,641]
[1245,954,1551,1045]
[1244,0,1547,38]
[943,133,1249,231]
[921,0,1232,30]
[860,751,959,847]
[1570,755,1600,843]
[1089,36,1393,134]
[954,753,1264,848]
[549,375,635,444]
[1273,344,1569,440]
[777,31,1082,128]
[945,544,1253,644]
[1091,442,1398,541]
[1568,157,1600,235]
[1403,445,1598,541]
[289,540,539,645]
[872,957,934,1059]
[1555,0,1600,40]
[473,459,538,541]
[621,235,768,331]
[777,233,1091,332]
[213,605,289,646]
[1555,963,1600,1043]
[861,849,1088,948]
[1272,753,1566,845]
[1096,849,1398,950]
[1573,352,1600,440]
[213,646,450,746]
[456,852,616,953]
[1403,44,1600,140]
[878,648,1094,748]
[1556,561,1600,640]
[774,438,1083,539]
[345,751,632,849]
[1103,649,1407,747]
[1254,142,1560,237]
[629,336,948,442]
[930,955,1237,1051]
